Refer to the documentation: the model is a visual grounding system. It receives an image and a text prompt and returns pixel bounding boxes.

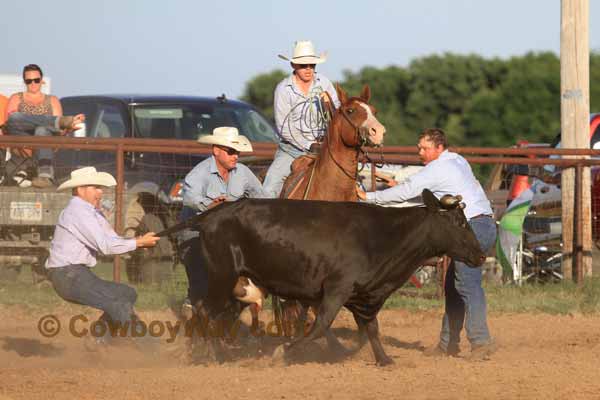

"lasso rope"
[277,89,331,150]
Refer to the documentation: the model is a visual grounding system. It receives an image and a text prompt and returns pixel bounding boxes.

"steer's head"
[423,190,486,267]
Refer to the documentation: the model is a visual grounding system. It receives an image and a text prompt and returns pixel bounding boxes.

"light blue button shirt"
[46,196,136,269]
[365,150,493,220]
[182,156,266,212]
[274,72,341,151]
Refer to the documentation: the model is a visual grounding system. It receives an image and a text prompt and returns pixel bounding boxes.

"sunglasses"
[297,64,316,69]
[216,145,239,156]
[24,78,42,84]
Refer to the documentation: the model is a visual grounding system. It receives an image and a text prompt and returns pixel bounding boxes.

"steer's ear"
[422,189,440,212]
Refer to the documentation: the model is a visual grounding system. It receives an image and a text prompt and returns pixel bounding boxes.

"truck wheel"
[126,213,174,285]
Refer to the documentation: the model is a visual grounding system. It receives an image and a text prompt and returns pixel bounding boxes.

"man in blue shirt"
[46,166,160,345]
[262,40,341,198]
[357,128,498,360]
[179,127,266,315]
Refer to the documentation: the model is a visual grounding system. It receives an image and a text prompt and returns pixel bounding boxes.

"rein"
[325,134,360,181]
[340,107,368,148]
[301,156,319,199]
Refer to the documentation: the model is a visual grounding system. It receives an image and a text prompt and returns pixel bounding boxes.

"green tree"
[240,69,287,121]
[341,66,411,144]
[404,53,504,142]
[462,52,560,147]
[241,51,598,149]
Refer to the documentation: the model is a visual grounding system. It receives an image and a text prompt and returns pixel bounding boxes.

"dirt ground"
[0,306,599,400]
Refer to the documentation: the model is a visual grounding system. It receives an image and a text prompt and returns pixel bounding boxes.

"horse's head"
[334,84,386,148]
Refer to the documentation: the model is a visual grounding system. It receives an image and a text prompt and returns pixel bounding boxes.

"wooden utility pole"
[560,0,591,280]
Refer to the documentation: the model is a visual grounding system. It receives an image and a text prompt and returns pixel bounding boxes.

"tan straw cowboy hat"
[278,40,327,65]
[57,166,117,191]
[197,126,253,152]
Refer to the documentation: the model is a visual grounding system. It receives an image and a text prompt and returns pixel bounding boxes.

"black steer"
[162,189,486,365]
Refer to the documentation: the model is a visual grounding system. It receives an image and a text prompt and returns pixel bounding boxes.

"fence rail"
[0,136,596,283]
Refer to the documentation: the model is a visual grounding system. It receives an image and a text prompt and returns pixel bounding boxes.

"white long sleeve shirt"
[365,150,493,220]
[273,73,340,151]
[46,196,136,269]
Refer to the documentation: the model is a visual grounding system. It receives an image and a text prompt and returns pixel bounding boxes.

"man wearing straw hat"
[262,40,341,198]
[45,166,160,345]
[179,127,266,315]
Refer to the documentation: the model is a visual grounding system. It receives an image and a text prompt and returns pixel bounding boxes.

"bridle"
[335,96,386,170]
[322,93,374,180]
[322,91,370,149]
[339,103,370,149]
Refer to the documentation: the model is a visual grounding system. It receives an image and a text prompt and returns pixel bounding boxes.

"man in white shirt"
[262,40,340,198]
[358,128,498,360]
[46,167,159,345]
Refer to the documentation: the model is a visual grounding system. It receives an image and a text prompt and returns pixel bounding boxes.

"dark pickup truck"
[0,94,277,284]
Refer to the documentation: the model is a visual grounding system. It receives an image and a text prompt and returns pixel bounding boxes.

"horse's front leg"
[273,282,350,363]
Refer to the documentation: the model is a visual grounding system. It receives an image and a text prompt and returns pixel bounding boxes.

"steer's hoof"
[376,356,394,367]
[328,341,352,360]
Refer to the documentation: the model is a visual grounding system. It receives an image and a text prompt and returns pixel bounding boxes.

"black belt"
[280,140,308,153]
[470,214,494,220]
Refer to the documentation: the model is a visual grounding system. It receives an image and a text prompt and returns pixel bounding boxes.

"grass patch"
[0,263,189,312]
[485,278,600,315]
[2,264,600,315]
[383,285,441,312]
[383,278,600,315]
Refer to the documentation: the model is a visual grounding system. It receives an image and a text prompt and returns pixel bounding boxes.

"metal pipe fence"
[0,136,595,286]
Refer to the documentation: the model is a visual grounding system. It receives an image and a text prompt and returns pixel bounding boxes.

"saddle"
[279,153,318,199]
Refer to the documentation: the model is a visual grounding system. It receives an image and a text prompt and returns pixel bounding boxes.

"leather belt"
[470,214,494,220]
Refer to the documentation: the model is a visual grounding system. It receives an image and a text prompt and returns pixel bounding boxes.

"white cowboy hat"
[197,126,253,152]
[278,40,327,65]
[57,166,117,191]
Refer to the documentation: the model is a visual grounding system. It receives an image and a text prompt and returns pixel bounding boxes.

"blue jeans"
[180,235,208,303]
[439,216,497,351]
[178,206,209,302]
[262,142,306,198]
[48,264,137,338]
[5,112,59,177]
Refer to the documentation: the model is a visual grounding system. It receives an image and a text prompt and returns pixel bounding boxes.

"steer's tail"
[155,213,204,237]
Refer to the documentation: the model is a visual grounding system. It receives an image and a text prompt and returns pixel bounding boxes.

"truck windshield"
[132,104,277,143]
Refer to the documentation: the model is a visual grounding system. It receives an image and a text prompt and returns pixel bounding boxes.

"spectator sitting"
[3,64,84,188]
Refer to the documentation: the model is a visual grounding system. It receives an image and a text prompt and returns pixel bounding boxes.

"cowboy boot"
[32,162,54,188]
[57,116,75,130]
